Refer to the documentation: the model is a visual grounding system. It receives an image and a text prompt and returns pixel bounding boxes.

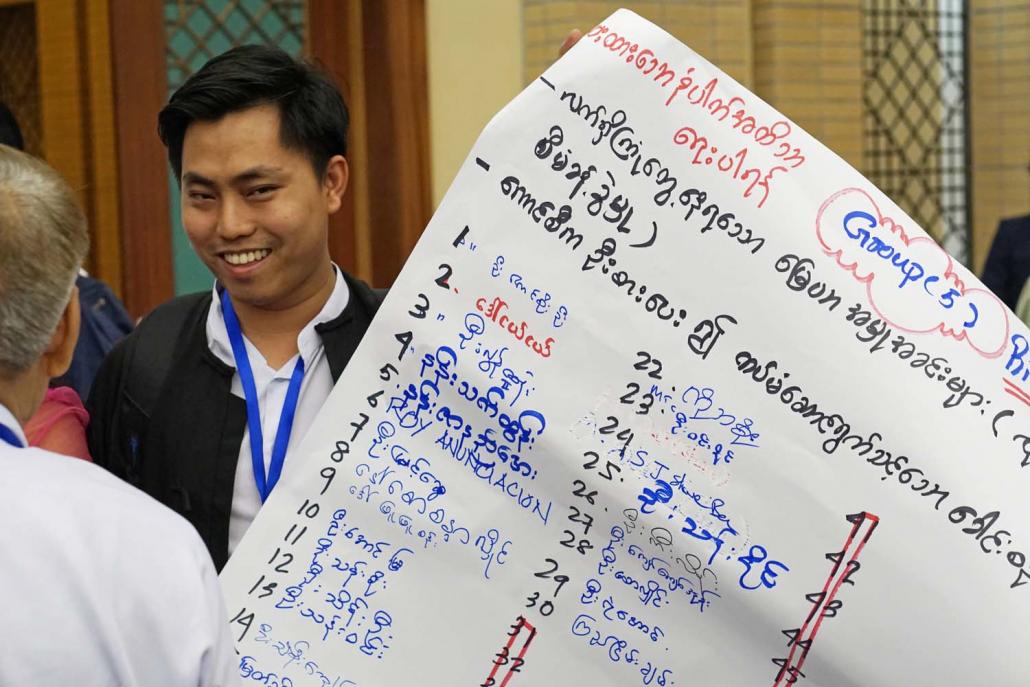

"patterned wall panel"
[165,0,306,91]
[0,3,42,155]
[862,0,969,263]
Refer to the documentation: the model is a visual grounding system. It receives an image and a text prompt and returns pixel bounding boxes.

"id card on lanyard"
[221,289,306,502]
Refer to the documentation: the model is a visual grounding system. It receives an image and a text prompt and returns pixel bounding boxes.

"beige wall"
[520,0,862,167]
[427,0,861,204]
[426,0,756,207]
[426,0,524,206]
[523,0,753,88]
[752,1,863,170]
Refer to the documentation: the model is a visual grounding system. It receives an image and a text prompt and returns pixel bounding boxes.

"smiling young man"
[87,46,386,570]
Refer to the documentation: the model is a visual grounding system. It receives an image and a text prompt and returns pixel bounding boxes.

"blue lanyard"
[0,422,24,449]
[221,289,306,502]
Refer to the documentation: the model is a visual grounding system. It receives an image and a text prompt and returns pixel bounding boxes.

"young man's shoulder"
[91,274,384,414]
[340,270,388,310]
[95,291,211,376]
[86,291,214,473]
[116,290,210,368]
[133,290,213,345]
[127,273,384,350]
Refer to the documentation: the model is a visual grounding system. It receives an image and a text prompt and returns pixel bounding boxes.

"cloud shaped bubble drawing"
[816,187,1009,359]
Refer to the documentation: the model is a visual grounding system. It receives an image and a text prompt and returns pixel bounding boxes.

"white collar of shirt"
[206,265,349,373]
[0,403,27,447]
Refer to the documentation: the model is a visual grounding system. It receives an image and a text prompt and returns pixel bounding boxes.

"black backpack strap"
[115,293,208,486]
[123,293,209,419]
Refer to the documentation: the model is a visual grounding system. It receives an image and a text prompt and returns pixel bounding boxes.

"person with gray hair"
[0,144,239,686]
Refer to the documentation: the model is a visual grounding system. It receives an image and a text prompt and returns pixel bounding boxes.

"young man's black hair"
[157,44,349,181]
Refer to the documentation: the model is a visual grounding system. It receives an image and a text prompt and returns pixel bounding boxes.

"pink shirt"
[24,386,92,461]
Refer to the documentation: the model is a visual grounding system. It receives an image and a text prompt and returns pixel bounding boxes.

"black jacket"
[982,214,1030,312]
[86,273,385,570]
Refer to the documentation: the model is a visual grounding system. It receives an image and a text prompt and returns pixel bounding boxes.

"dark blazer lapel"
[319,273,385,383]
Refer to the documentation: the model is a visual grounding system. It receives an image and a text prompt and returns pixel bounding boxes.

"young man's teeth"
[225,250,269,266]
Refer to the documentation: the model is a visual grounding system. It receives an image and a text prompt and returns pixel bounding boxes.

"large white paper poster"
[221,9,1030,686]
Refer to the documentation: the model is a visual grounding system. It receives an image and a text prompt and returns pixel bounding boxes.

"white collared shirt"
[0,403,238,686]
[206,266,350,555]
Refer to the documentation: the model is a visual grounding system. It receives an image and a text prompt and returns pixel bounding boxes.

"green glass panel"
[263,9,285,36]
[186,8,214,38]
[207,30,232,56]
[169,175,213,295]
[279,33,300,54]
[224,8,249,36]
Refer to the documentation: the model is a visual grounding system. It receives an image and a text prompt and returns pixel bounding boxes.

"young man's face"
[180,103,347,310]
